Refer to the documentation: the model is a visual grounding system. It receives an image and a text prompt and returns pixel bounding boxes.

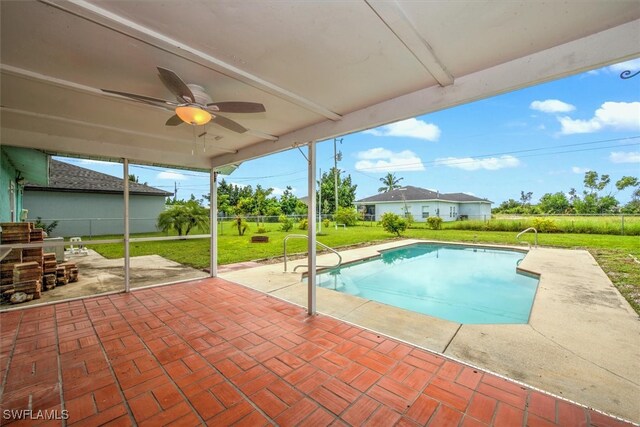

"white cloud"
[608,58,640,73]
[364,118,441,141]
[70,158,115,166]
[157,171,187,180]
[559,102,640,134]
[571,166,590,174]
[355,148,425,172]
[434,155,520,171]
[271,186,296,196]
[609,151,640,164]
[530,99,576,113]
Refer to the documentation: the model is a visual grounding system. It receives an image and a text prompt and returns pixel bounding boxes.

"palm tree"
[378,173,403,193]
[157,199,209,236]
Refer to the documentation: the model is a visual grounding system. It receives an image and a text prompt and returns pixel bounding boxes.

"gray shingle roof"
[24,159,173,196]
[356,186,490,203]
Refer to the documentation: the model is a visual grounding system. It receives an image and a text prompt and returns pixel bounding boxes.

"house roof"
[0,2,637,171]
[24,159,172,196]
[356,186,491,204]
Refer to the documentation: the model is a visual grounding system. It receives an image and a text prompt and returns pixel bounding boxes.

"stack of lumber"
[56,266,69,286]
[60,262,79,283]
[12,262,42,299]
[1,222,81,304]
[1,249,21,288]
[42,253,58,290]
[0,222,31,244]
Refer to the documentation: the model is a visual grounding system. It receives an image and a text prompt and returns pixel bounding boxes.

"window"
[422,206,429,219]
[450,206,454,218]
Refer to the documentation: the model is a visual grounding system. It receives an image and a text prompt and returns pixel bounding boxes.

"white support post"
[210,170,218,278]
[307,141,317,315]
[123,158,130,292]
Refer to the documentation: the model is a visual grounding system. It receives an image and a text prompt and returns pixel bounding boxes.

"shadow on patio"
[0,278,633,426]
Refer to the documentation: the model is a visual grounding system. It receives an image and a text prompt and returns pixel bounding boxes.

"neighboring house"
[1,146,49,223]
[356,186,492,222]
[23,159,172,237]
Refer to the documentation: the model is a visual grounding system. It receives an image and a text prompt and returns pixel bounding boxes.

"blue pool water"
[316,244,539,324]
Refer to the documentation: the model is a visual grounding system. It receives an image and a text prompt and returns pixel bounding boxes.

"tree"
[378,173,403,193]
[317,168,357,214]
[520,191,533,207]
[538,192,570,214]
[584,171,610,194]
[128,174,147,185]
[492,199,520,214]
[380,212,408,237]
[279,186,299,215]
[157,197,209,236]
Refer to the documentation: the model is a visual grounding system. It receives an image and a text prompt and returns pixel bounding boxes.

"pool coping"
[219,239,640,422]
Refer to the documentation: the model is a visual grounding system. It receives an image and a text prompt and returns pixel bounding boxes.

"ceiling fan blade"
[102,89,177,108]
[157,67,195,103]
[207,102,266,113]
[211,115,247,133]
[165,114,184,126]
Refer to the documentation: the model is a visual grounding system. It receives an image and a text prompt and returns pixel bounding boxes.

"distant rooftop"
[24,159,172,196]
[357,186,491,203]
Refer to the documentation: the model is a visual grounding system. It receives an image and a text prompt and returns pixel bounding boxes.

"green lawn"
[88,222,640,314]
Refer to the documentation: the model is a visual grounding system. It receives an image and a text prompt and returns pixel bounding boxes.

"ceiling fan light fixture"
[175,105,212,125]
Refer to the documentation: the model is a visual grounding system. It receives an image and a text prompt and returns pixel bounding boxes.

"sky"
[58,58,640,206]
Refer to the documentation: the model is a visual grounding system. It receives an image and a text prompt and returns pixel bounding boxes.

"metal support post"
[210,170,218,277]
[307,141,317,315]
[123,159,130,292]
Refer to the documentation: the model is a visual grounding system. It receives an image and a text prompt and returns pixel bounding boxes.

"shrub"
[322,218,331,228]
[279,214,293,232]
[256,226,267,234]
[531,217,558,233]
[33,217,59,235]
[298,218,308,230]
[380,212,408,237]
[426,216,443,230]
[235,216,248,236]
[404,213,415,227]
[335,207,358,226]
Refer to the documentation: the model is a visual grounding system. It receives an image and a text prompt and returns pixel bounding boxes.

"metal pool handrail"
[283,234,342,272]
[516,227,538,248]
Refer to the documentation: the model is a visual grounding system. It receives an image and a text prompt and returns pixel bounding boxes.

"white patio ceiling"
[1,1,639,172]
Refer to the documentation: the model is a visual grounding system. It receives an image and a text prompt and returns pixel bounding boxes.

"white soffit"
[0,0,638,171]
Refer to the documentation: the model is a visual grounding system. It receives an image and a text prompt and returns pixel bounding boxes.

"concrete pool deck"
[220,239,640,422]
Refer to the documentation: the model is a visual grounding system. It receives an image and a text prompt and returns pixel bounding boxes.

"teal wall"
[23,191,168,237]
[0,150,23,223]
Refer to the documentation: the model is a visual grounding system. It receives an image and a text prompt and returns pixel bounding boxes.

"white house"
[356,186,492,222]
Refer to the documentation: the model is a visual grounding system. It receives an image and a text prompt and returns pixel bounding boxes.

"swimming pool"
[316,243,539,324]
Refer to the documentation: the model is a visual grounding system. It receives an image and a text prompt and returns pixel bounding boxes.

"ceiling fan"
[102,67,265,133]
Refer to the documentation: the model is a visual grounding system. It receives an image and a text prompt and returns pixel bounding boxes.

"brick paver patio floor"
[0,278,633,426]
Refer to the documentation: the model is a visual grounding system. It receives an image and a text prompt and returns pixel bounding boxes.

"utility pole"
[174,181,178,202]
[333,138,342,226]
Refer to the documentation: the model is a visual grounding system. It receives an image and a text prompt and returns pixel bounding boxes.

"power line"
[347,135,639,173]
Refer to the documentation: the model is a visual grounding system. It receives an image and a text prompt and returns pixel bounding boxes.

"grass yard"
[87,221,640,313]
[445,214,640,235]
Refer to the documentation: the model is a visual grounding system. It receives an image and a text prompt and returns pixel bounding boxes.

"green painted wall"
[0,149,23,223]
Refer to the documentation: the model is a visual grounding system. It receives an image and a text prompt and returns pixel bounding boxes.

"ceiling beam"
[365,0,454,86]
[211,19,640,168]
[0,107,238,155]
[1,127,215,171]
[42,0,342,121]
